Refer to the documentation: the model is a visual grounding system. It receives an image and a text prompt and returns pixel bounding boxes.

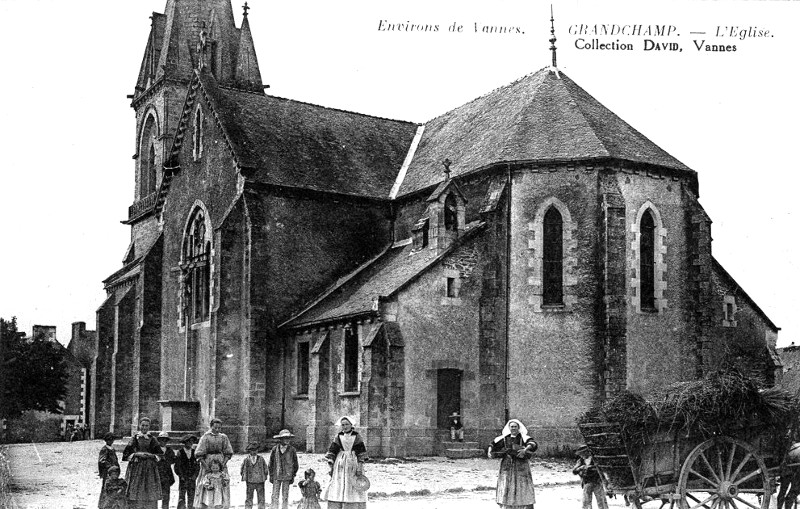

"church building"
[93,0,780,456]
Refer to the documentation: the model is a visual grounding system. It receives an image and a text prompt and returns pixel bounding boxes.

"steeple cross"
[243,2,250,17]
[549,5,558,68]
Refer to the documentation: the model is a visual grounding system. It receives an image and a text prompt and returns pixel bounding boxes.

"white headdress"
[337,416,357,427]
[492,419,531,444]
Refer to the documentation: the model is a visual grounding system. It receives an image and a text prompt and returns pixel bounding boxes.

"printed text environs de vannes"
[377,20,525,35]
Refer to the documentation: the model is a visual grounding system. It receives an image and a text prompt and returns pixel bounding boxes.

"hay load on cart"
[577,369,800,509]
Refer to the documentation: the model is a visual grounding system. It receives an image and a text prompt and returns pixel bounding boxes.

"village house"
[92,0,780,456]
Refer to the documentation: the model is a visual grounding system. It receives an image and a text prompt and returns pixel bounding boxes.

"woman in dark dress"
[122,417,163,509]
[489,419,538,509]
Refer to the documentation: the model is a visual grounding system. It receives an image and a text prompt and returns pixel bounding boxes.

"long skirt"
[323,451,366,508]
[125,456,161,508]
[496,459,535,508]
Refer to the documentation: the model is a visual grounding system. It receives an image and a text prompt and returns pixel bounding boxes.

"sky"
[0,0,798,346]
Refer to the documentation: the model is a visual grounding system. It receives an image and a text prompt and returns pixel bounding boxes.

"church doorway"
[437,369,462,429]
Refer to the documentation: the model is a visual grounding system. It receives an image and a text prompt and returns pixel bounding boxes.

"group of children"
[97,429,322,509]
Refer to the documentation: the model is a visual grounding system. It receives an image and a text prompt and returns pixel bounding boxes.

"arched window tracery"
[182,208,211,323]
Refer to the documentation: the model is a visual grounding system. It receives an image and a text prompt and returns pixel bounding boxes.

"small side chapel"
[93,0,780,456]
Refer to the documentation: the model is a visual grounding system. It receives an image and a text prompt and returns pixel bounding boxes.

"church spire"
[235,1,264,92]
[549,5,558,69]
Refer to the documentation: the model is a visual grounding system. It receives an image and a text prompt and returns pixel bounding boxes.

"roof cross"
[243,2,250,17]
[442,158,452,179]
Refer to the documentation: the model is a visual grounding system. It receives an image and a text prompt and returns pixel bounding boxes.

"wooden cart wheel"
[677,436,770,509]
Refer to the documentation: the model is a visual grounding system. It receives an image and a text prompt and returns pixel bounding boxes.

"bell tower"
[124,0,263,246]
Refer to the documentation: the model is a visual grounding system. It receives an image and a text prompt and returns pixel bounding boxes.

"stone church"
[92,0,781,456]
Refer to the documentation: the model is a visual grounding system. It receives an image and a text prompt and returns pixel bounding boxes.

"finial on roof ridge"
[442,158,452,180]
[243,2,250,18]
[549,5,558,71]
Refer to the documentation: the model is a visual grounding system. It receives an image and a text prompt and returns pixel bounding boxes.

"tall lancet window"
[444,193,458,231]
[542,207,563,305]
[182,208,211,323]
[193,107,204,161]
[139,113,158,199]
[146,142,157,195]
[640,210,656,310]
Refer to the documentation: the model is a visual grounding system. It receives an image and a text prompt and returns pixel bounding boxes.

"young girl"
[297,468,322,509]
[198,459,230,509]
[100,466,127,509]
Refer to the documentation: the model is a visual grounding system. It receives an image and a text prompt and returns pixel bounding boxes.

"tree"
[1,317,68,419]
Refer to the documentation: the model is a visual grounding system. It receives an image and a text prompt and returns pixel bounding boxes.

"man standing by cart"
[573,445,608,509]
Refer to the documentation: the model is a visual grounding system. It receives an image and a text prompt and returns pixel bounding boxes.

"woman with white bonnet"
[324,416,369,508]
[488,419,538,509]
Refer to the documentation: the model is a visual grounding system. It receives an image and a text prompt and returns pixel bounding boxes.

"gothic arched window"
[444,193,458,232]
[193,107,204,161]
[640,209,656,310]
[542,206,563,305]
[182,208,211,323]
[146,142,157,195]
[139,114,158,199]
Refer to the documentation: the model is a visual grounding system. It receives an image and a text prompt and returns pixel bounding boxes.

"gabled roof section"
[397,68,693,197]
[427,178,467,203]
[283,221,486,328]
[102,233,163,290]
[166,69,419,199]
[712,257,779,332]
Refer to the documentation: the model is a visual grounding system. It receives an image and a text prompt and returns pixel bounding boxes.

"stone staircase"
[440,439,485,459]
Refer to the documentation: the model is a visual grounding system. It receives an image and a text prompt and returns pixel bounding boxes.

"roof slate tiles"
[285,222,485,328]
[397,68,692,197]
[206,81,419,199]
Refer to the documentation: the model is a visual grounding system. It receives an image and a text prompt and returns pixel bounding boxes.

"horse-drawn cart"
[578,421,785,509]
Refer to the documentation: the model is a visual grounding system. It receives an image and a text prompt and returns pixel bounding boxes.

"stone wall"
[706,262,780,382]
[507,165,599,447]
[159,89,246,431]
[620,170,697,395]
[92,295,117,437]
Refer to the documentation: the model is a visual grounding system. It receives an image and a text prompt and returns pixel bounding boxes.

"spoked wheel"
[678,436,770,509]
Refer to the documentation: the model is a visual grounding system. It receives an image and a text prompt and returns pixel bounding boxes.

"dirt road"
[3,440,607,508]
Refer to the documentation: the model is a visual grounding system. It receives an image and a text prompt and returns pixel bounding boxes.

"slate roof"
[396,67,693,197]
[284,222,486,328]
[198,72,419,199]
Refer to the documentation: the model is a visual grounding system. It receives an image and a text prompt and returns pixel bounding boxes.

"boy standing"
[268,430,299,509]
[174,434,199,509]
[240,441,268,509]
[573,445,608,509]
[156,431,176,509]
